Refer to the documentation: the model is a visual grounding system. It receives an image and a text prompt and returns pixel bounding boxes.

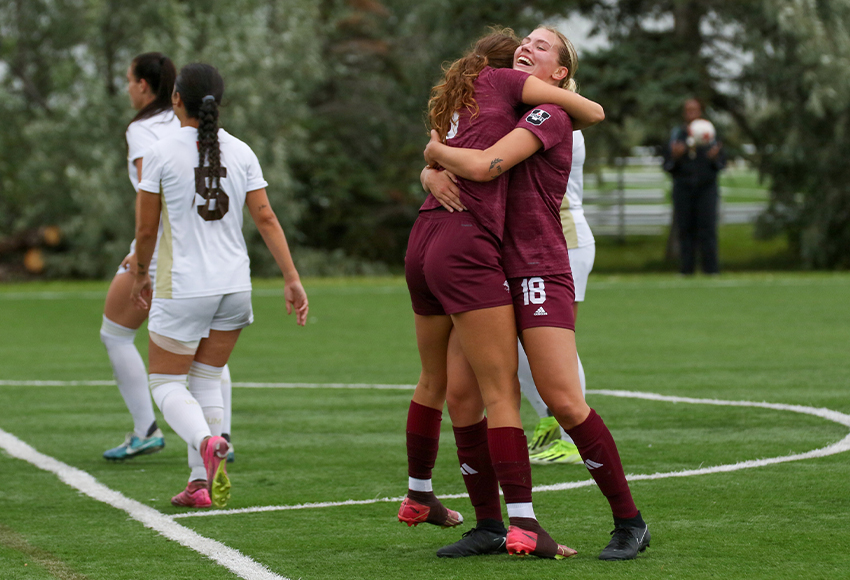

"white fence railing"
[582,157,766,238]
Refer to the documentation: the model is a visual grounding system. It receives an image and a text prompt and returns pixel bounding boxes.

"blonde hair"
[428,27,520,139]
[538,25,579,92]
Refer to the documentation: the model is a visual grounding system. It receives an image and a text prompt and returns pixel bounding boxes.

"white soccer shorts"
[148,291,254,343]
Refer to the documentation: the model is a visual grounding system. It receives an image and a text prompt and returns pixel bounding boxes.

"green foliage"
[0,0,321,278]
[576,0,850,268]
[744,0,850,268]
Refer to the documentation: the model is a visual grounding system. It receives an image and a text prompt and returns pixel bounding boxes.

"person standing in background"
[663,98,725,275]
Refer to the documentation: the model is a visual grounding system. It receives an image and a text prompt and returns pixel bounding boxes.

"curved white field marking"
[0,429,288,580]
[173,388,850,519]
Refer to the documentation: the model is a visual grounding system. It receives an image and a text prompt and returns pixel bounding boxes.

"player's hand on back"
[425,168,465,213]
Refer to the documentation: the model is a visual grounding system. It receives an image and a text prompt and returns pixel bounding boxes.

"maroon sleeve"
[515,105,571,151]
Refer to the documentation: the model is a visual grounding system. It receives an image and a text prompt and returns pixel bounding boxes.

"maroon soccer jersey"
[420,67,529,241]
[501,104,574,278]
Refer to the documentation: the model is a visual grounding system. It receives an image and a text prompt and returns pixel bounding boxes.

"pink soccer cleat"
[398,495,463,528]
[201,436,231,508]
[171,480,212,508]
[507,524,576,559]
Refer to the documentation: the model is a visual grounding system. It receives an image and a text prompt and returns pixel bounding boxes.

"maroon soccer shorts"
[405,209,512,316]
[508,273,576,332]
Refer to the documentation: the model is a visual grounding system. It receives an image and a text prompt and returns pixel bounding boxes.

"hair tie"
[474,54,483,59]
[202,95,216,103]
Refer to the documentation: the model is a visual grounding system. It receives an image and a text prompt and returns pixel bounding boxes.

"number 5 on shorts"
[521,277,546,305]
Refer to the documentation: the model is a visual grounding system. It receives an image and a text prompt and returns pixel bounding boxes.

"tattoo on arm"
[258,204,268,211]
[137,263,147,274]
[489,158,503,171]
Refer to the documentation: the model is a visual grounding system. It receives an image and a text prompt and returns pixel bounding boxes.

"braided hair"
[175,64,226,218]
[130,52,177,123]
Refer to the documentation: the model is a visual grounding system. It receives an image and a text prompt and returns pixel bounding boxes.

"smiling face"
[514,28,568,86]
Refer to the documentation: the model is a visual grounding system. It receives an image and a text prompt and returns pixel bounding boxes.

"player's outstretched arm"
[521,75,604,131]
[246,188,308,326]
[424,128,542,182]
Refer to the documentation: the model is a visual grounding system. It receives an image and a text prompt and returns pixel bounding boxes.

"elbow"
[255,210,282,233]
[591,105,605,125]
[136,226,158,244]
[471,167,492,182]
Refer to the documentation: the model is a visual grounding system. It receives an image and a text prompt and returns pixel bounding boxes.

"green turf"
[1,274,848,579]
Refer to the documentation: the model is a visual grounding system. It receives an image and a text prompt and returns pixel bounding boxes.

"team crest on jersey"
[526,109,550,126]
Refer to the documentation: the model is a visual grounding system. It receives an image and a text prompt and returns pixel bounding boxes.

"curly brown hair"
[428,27,520,140]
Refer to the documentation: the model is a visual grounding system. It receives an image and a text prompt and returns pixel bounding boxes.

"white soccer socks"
[149,374,210,452]
[100,316,156,438]
[517,341,550,419]
[220,363,232,436]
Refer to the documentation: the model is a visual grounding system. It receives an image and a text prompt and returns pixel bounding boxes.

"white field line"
[0,429,288,580]
[171,388,850,519]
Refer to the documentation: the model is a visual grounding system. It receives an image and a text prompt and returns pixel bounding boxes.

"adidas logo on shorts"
[533,307,547,316]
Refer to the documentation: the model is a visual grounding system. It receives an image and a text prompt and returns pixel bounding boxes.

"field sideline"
[1,274,849,579]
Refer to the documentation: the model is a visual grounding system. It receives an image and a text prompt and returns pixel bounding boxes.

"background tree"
[0,0,321,277]
[575,0,850,267]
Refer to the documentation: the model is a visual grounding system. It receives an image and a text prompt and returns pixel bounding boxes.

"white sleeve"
[126,121,160,163]
[245,148,269,191]
[138,145,164,193]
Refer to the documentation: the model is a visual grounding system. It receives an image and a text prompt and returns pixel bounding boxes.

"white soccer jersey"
[126,110,181,191]
[560,130,595,249]
[138,127,268,299]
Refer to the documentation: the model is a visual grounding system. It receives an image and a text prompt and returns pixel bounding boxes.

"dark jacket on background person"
[662,125,726,185]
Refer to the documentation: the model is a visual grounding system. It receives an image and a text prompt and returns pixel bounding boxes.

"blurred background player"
[131,63,308,508]
[100,52,238,464]
[523,128,594,465]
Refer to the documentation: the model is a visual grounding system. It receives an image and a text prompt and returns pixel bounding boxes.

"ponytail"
[130,52,177,123]
[197,95,222,200]
[175,63,227,220]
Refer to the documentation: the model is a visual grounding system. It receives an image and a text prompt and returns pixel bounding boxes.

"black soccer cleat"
[437,524,508,558]
[598,515,650,561]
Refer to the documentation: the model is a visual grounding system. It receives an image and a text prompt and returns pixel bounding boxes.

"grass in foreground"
[0,273,848,579]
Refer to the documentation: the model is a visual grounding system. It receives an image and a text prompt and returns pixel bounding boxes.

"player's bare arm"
[521,75,604,131]
[246,188,309,326]
[424,128,542,182]
[131,188,161,309]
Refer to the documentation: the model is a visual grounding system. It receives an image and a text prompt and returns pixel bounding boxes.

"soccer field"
[1,274,848,579]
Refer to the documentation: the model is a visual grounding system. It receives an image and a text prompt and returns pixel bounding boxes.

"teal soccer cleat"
[103,429,165,460]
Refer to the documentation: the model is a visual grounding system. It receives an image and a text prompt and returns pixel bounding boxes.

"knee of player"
[100,316,137,346]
